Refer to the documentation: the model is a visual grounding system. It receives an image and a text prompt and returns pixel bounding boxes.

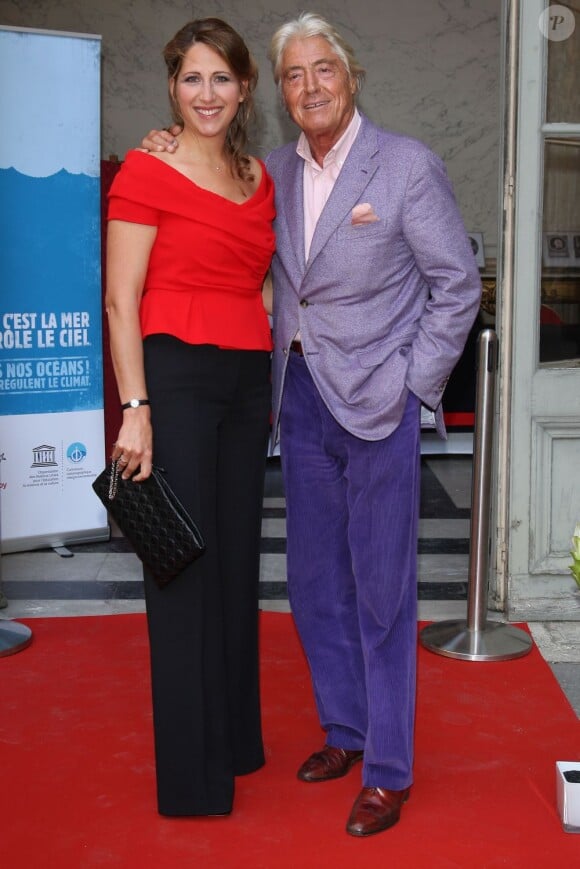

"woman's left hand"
[111,406,153,481]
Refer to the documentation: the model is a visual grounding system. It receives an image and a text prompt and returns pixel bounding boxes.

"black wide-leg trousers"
[142,336,271,816]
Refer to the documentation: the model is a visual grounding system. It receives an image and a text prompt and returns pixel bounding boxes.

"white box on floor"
[556,761,580,833]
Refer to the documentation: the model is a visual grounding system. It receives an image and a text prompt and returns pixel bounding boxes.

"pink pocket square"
[351,203,380,225]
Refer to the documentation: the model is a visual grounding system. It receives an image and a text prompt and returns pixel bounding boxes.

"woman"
[105,18,275,816]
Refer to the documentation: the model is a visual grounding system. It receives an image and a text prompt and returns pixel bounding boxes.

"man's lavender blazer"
[265,114,482,445]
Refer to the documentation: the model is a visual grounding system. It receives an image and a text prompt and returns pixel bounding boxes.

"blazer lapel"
[276,150,306,275]
[307,116,380,269]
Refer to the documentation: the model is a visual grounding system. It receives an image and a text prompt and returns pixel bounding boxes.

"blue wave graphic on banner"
[0,167,103,415]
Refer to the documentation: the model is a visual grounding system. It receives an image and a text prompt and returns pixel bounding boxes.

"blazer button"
[300,299,309,308]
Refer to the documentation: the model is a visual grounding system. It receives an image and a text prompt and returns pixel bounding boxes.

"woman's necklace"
[181,136,228,174]
[189,152,228,174]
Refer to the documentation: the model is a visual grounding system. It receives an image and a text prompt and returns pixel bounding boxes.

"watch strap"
[121,398,151,410]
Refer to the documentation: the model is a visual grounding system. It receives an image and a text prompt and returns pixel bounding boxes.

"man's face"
[280,36,356,147]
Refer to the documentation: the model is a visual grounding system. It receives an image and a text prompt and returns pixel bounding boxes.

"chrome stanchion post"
[466,326,495,635]
[420,329,532,661]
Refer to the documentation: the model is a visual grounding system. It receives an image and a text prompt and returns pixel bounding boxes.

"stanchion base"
[0,620,33,658]
[420,619,533,662]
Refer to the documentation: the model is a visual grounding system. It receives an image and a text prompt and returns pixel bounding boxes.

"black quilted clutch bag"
[92,460,206,588]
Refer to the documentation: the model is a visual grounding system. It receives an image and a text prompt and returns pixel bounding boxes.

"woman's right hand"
[112,407,153,482]
[140,124,182,153]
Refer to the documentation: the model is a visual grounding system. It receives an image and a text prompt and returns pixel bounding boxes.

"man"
[142,11,481,837]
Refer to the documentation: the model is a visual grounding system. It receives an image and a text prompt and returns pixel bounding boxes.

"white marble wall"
[0,0,501,252]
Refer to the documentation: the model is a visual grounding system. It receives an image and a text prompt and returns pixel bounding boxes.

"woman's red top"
[107,150,275,351]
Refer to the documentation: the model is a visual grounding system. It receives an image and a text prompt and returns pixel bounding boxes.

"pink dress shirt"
[297,110,362,260]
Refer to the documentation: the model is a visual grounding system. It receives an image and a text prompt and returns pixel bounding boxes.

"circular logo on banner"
[539,5,576,41]
[67,442,87,464]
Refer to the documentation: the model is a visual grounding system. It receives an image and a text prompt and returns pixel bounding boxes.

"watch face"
[130,399,139,408]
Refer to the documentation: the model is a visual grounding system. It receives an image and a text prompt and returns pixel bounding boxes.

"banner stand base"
[0,620,33,658]
[53,546,74,558]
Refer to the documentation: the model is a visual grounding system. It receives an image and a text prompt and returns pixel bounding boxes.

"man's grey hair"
[268,12,366,94]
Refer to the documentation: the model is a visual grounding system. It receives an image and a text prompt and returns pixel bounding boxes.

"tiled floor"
[2,456,579,715]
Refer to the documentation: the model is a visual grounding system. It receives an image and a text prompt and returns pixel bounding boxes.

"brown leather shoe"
[297,745,364,782]
[346,786,410,836]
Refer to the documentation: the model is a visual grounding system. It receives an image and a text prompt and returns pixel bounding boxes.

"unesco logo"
[67,442,87,464]
[32,445,58,467]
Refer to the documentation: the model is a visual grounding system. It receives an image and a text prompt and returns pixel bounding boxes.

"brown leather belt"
[290,340,304,356]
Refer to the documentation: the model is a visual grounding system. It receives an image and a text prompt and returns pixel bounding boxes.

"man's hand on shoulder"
[139,124,182,153]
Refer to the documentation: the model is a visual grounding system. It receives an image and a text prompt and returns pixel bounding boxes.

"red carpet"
[1,613,579,868]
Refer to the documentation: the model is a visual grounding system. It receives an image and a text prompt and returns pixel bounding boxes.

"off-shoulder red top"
[107,150,275,351]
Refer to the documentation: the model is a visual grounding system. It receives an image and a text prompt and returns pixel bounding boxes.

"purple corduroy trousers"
[280,352,421,790]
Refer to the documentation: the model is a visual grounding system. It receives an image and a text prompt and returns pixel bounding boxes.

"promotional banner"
[0,26,108,552]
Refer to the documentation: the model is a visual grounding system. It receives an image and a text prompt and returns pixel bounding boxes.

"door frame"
[494,0,580,620]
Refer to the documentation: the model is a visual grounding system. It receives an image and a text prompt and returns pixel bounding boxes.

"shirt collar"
[296,109,361,170]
